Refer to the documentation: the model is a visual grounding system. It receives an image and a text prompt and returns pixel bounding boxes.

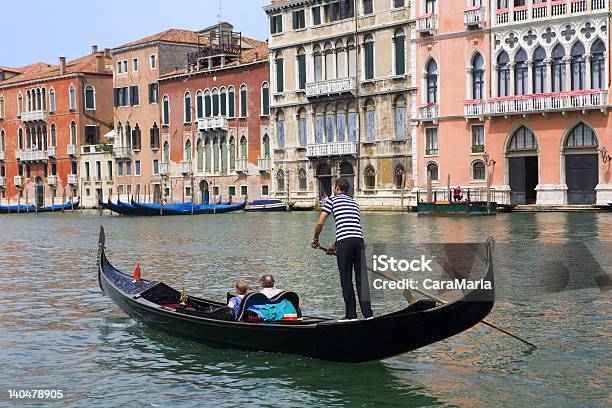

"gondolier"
[311,178,374,320]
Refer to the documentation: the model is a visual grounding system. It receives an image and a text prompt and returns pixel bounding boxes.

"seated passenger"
[259,274,281,299]
[227,280,248,319]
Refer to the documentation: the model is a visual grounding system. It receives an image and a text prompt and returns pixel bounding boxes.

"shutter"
[298,55,306,89]
[395,37,405,75]
[114,88,119,107]
[276,59,284,92]
[365,43,374,79]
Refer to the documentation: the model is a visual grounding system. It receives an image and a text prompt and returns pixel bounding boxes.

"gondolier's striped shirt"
[322,194,364,242]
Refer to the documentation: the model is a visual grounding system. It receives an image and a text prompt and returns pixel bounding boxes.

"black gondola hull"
[98,228,495,363]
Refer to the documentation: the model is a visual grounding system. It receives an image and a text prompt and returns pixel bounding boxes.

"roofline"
[0,72,111,90]
[112,40,200,56]
[264,0,314,13]
[158,59,268,82]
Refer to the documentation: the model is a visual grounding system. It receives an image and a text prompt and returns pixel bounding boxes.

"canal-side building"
[158,23,271,204]
[80,133,115,208]
[111,29,201,203]
[264,0,414,209]
[0,48,113,206]
[414,0,612,206]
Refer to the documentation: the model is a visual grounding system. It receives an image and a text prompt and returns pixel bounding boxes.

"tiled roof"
[0,66,24,73]
[0,52,112,87]
[114,28,205,50]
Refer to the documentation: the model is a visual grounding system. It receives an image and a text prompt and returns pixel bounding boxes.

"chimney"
[91,45,98,54]
[104,48,111,58]
[96,54,105,73]
[59,57,66,76]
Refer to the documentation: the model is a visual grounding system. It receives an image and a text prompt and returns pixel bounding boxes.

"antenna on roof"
[218,0,222,22]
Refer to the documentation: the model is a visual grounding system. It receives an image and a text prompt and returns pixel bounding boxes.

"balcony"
[67,174,78,185]
[81,144,111,154]
[0,177,5,187]
[14,176,24,187]
[0,151,5,161]
[494,0,609,26]
[416,13,437,35]
[305,77,356,98]
[307,141,358,158]
[464,6,486,28]
[113,147,133,159]
[236,158,248,173]
[47,175,58,186]
[21,110,48,123]
[464,100,486,118]
[258,157,271,173]
[67,144,77,156]
[47,147,56,158]
[160,162,170,176]
[418,103,439,121]
[20,150,48,162]
[198,117,228,131]
[180,160,193,174]
[486,90,608,116]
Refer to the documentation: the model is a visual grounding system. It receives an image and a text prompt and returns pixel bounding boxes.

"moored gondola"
[244,199,295,212]
[130,200,246,216]
[97,226,495,363]
[0,201,79,214]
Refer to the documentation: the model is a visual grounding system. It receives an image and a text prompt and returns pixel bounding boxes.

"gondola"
[130,200,246,216]
[97,226,496,363]
[244,199,295,212]
[100,199,141,216]
[0,201,79,214]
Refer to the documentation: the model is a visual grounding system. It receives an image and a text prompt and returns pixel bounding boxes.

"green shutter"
[298,55,307,90]
[395,37,405,75]
[276,59,284,93]
[365,43,374,80]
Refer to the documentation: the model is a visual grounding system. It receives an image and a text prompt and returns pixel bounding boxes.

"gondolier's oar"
[316,245,537,350]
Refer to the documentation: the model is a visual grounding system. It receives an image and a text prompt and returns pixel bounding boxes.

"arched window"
[426,59,438,103]
[394,95,406,140]
[472,161,486,180]
[150,122,159,149]
[50,124,57,147]
[0,96,4,119]
[229,136,236,170]
[514,49,528,95]
[124,122,132,148]
[497,52,510,97]
[565,123,599,148]
[49,88,56,112]
[70,121,77,145]
[36,89,41,110]
[336,103,347,142]
[240,136,247,159]
[184,139,192,160]
[313,45,323,82]
[365,99,376,141]
[591,39,606,89]
[325,105,335,143]
[239,85,248,117]
[261,82,270,116]
[196,90,203,119]
[17,92,23,115]
[220,87,227,116]
[298,168,307,191]
[363,34,375,80]
[471,53,485,100]
[220,136,228,174]
[298,108,308,146]
[552,44,566,92]
[18,128,24,150]
[277,170,286,192]
[184,92,192,123]
[163,141,170,163]
[197,139,204,171]
[508,126,538,151]
[297,47,307,89]
[84,85,95,109]
[69,84,76,110]
[213,138,220,171]
[26,90,31,111]
[394,164,406,189]
[41,88,46,111]
[204,90,212,117]
[276,110,285,148]
[532,46,547,94]
[0,129,5,151]
[274,52,284,93]
[205,139,212,172]
[364,165,376,189]
[571,42,586,91]
[162,95,170,124]
[335,41,346,78]
[348,38,357,78]
[228,86,235,118]
[262,134,270,158]
[426,162,439,182]
[324,43,334,80]
[393,29,406,76]
[212,88,219,116]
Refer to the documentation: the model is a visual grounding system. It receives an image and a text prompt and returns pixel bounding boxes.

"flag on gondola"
[133,263,141,283]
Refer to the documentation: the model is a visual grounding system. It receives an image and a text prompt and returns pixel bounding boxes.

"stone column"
[545,58,553,92]
[492,65,499,97]
[563,56,572,91]
[526,60,534,94]
[585,54,592,90]
[466,66,473,100]
[508,63,516,96]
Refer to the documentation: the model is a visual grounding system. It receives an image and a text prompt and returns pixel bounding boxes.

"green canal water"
[0,211,610,407]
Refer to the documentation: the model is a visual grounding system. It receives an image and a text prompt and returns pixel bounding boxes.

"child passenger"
[228,280,248,319]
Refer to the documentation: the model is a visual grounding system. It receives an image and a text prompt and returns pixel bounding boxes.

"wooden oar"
[316,245,537,350]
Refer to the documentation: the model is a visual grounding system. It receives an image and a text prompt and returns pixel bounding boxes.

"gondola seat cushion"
[246,300,297,322]
[237,291,302,321]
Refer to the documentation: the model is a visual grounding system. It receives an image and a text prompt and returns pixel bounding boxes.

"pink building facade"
[414,0,612,206]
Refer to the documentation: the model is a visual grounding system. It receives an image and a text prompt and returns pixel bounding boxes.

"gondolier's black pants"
[336,238,373,320]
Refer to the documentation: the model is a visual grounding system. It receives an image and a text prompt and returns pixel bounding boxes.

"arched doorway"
[507,126,539,204]
[316,163,332,198]
[563,123,599,204]
[34,176,44,207]
[199,180,209,204]
[338,161,355,197]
